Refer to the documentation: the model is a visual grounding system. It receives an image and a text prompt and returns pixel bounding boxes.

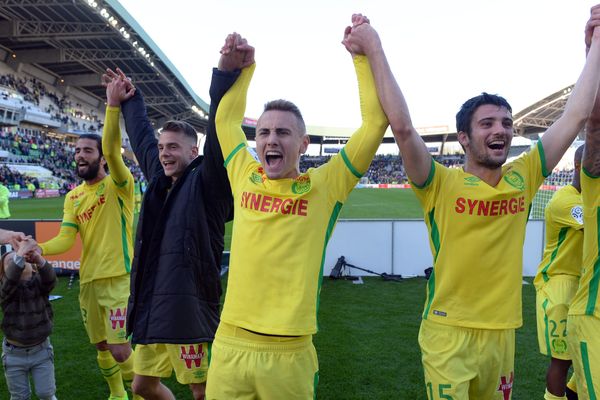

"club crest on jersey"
[463,176,481,186]
[250,166,265,184]
[109,307,126,330]
[571,205,583,225]
[292,175,311,194]
[497,372,513,400]
[180,344,205,369]
[96,182,106,197]
[503,171,525,191]
[552,338,567,354]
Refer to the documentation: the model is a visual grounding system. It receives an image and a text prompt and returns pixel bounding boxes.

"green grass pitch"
[0,189,551,398]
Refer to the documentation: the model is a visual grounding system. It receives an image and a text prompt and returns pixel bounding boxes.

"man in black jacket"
[102,64,238,399]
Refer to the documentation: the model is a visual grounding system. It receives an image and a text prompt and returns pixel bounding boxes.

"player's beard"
[470,143,508,170]
[76,157,102,181]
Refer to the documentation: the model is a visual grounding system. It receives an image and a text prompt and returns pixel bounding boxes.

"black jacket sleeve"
[121,90,163,182]
[0,260,22,305]
[201,68,240,202]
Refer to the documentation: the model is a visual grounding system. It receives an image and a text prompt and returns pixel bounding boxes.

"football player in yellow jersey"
[36,78,139,400]
[534,145,583,400]
[205,15,388,399]
[567,53,600,400]
[348,6,600,400]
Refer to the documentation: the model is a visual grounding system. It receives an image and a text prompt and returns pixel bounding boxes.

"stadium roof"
[513,84,574,138]
[0,0,211,131]
[0,1,576,144]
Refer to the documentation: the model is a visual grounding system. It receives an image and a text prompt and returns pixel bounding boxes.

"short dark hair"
[78,133,108,173]
[263,99,306,134]
[456,92,512,135]
[161,120,198,143]
[78,133,103,157]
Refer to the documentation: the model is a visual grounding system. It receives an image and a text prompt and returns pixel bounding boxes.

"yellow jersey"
[216,56,388,336]
[533,184,583,289]
[412,143,546,329]
[40,107,134,284]
[569,169,600,317]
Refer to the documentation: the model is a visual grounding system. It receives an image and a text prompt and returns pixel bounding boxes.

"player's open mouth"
[162,161,175,168]
[487,140,506,150]
[265,151,283,167]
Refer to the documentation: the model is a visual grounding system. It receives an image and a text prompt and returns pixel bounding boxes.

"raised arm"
[200,46,242,200]
[104,69,162,181]
[215,33,256,164]
[583,84,600,175]
[103,75,135,186]
[541,8,600,171]
[333,18,388,176]
[343,15,431,186]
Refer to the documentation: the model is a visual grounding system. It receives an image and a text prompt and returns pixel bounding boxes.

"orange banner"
[35,221,82,270]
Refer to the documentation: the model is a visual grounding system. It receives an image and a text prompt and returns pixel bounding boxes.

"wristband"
[12,253,25,269]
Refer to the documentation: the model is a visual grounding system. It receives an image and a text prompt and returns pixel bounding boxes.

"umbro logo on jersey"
[463,176,481,186]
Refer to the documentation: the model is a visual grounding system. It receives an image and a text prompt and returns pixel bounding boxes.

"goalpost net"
[530,170,574,220]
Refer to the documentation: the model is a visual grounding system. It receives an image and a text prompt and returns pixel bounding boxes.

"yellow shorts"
[79,275,130,345]
[536,276,579,359]
[205,322,318,400]
[134,342,209,385]
[419,319,515,400]
[567,315,600,399]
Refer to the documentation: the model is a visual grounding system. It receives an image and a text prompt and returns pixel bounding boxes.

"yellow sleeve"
[410,160,449,213]
[39,195,78,255]
[317,55,389,201]
[337,55,389,174]
[103,106,133,189]
[216,63,256,182]
[549,191,584,230]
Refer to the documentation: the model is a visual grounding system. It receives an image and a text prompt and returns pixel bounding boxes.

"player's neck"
[84,171,107,186]
[462,161,502,187]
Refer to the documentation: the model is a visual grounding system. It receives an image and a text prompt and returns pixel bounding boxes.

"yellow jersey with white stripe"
[40,107,134,284]
[569,169,600,317]
[215,56,387,336]
[412,142,546,329]
[533,185,583,289]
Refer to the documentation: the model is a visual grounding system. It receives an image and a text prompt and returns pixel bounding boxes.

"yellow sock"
[567,374,578,393]
[97,350,125,397]
[118,350,143,400]
[545,388,567,400]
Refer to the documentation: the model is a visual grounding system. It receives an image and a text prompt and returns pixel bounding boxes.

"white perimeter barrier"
[324,219,545,278]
